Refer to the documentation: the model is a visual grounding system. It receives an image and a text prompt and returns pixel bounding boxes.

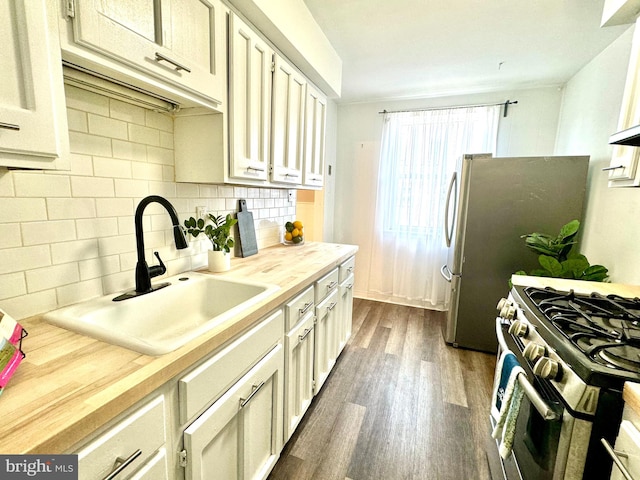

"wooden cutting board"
[236,199,258,257]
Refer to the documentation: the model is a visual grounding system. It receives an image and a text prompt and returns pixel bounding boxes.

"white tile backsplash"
[0,84,296,320]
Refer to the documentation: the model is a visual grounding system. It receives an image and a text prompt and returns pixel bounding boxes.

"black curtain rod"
[378,100,518,118]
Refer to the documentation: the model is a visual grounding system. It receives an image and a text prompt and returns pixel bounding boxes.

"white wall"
[0,85,296,321]
[555,25,638,283]
[332,87,565,302]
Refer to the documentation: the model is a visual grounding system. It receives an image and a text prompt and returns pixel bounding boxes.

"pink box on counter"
[0,309,26,395]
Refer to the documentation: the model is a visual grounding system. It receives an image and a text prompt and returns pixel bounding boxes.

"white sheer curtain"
[368,105,500,309]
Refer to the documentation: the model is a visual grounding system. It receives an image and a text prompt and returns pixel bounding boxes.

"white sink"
[43,272,279,355]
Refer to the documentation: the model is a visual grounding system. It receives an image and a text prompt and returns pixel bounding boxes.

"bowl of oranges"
[284,220,304,245]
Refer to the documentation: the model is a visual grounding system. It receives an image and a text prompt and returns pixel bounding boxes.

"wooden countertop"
[0,242,358,454]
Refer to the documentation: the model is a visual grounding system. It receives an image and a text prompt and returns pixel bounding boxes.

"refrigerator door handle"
[444,172,457,247]
[440,264,453,282]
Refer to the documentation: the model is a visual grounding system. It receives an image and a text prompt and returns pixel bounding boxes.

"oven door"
[491,318,565,480]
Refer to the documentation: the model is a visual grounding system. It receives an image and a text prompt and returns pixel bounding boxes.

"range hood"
[610,124,640,146]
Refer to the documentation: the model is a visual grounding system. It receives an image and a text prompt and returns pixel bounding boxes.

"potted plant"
[515,219,609,282]
[184,213,238,272]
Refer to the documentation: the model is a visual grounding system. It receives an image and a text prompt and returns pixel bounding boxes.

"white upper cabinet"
[607,17,640,187]
[62,0,226,109]
[228,13,273,183]
[271,54,306,186]
[303,84,327,188]
[601,0,640,26]
[0,1,69,170]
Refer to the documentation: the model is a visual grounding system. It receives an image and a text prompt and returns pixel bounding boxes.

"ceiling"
[302,0,630,103]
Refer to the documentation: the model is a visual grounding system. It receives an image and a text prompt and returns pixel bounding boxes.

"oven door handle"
[495,318,560,421]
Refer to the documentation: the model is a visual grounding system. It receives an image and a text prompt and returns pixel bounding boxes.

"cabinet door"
[314,289,339,395]
[611,420,640,479]
[271,54,306,185]
[71,0,225,106]
[0,1,68,169]
[608,16,640,187]
[338,274,354,354]
[302,84,327,188]
[284,312,315,440]
[184,344,284,480]
[228,13,272,183]
[163,0,226,104]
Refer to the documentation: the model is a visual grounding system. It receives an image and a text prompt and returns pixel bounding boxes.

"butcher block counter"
[0,241,358,454]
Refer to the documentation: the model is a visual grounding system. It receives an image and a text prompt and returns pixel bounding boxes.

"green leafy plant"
[184,213,238,253]
[515,220,609,282]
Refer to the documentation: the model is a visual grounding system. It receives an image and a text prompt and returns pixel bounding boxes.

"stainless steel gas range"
[490,277,640,480]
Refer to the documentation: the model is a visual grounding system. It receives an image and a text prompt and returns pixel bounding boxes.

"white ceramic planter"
[208,250,231,272]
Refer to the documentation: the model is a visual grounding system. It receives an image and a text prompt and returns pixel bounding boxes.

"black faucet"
[114,195,188,301]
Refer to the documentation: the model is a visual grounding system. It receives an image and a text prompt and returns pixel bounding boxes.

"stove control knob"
[533,357,562,381]
[508,320,528,337]
[497,298,510,311]
[523,342,546,363]
[500,304,517,320]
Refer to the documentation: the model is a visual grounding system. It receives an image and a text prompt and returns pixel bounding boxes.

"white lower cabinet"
[338,273,354,353]
[71,257,356,480]
[183,343,284,480]
[337,256,355,354]
[284,309,315,441]
[76,395,169,480]
[314,289,339,395]
[610,420,640,479]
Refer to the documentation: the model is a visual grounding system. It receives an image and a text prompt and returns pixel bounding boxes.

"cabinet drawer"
[178,309,284,424]
[316,288,339,321]
[339,256,355,283]
[130,447,169,480]
[315,268,339,304]
[77,395,166,480]
[285,285,315,331]
[611,420,640,479]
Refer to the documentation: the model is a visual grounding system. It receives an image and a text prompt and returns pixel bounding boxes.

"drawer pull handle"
[299,302,313,315]
[0,122,20,131]
[602,165,625,172]
[328,301,337,311]
[299,327,313,341]
[347,283,354,290]
[327,281,338,290]
[247,166,266,173]
[240,381,265,408]
[154,52,191,73]
[601,438,635,480]
[102,449,142,480]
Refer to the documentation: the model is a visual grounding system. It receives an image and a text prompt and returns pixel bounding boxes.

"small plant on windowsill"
[514,219,609,282]
[184,213,238,272]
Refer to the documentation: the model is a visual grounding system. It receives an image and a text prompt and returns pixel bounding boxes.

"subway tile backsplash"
[0,84,295,320]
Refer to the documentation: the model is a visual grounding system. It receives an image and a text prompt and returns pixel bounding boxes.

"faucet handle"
[148,251,167,279]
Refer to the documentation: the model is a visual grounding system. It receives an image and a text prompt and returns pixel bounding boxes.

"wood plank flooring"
[268,298,498,480]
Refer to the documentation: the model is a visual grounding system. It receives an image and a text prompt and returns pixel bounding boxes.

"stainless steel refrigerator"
[440,153,589,353]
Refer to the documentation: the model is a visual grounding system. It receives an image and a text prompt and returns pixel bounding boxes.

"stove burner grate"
[524,286,640,374]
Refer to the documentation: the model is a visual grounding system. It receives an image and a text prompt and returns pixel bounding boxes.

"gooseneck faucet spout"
[134,195,188,293]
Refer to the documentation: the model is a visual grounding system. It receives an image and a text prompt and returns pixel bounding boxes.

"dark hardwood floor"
[269,298,498,480]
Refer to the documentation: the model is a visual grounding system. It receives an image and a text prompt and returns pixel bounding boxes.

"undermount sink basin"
[44,272,279,355]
